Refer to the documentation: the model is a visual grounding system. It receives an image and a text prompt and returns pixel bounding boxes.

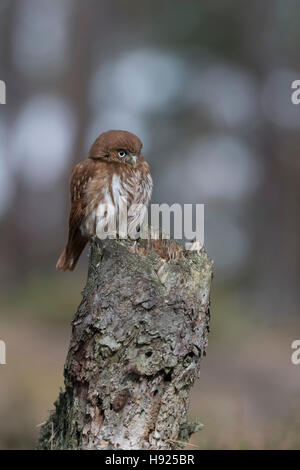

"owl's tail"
[56,232,88,271]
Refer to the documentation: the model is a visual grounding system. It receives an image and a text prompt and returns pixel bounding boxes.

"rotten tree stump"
[38,234,213,450]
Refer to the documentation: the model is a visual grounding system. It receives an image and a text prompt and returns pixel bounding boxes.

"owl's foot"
[118,231,128,240]
[107,230,118,240]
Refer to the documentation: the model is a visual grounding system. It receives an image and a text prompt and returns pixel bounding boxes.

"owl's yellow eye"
[118,150,126,158]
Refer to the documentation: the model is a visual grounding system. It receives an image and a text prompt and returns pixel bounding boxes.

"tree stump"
[38,234,213,450]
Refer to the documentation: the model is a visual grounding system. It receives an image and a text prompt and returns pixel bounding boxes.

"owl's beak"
[128,154,137,167]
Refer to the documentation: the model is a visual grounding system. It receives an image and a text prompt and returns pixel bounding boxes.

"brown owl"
[56,130,153,271]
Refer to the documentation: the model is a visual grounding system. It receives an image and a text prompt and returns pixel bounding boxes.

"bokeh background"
[1,0,300,449]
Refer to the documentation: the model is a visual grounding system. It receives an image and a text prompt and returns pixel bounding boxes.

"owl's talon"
[118,231,127,240]
[107,230,117,239]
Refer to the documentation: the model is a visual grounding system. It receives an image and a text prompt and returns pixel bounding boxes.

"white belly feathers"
[82,170,152,239]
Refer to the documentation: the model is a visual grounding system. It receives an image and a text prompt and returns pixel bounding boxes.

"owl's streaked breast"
[81,163,152,239]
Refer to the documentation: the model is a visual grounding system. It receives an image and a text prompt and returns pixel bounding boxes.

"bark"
[38,234,213,450]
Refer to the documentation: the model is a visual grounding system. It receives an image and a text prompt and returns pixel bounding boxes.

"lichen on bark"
[38,234,213,450]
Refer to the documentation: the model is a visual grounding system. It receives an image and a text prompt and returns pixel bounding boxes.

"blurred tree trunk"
[38,235,213,450]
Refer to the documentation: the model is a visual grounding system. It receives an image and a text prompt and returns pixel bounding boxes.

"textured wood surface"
[38,235,213,450]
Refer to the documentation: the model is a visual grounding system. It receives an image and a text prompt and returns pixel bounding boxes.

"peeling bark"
[38,234,213,450]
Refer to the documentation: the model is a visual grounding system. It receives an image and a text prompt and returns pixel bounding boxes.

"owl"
[56,130,153,271]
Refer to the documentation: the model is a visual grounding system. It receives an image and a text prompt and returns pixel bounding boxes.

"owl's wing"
[69,159,95,233]
[139,160,153,206]
[56,159,95,271]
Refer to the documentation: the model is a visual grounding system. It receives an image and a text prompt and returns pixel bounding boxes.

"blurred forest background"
[1,0,300,449]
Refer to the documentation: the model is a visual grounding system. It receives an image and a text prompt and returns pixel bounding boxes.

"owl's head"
[89,130,143,166]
